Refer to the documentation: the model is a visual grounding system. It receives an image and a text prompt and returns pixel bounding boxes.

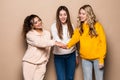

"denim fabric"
[54,51,76,80]
[82,59,104,80]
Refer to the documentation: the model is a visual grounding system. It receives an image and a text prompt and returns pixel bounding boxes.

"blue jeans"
[54,51,76,80]
[82,59,104,80]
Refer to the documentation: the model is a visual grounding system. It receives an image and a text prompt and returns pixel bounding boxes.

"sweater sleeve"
[96,22,107,64]
[67,28,80,48]
[26,31,55,48]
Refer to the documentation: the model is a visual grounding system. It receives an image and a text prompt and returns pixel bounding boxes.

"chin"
[38,27,42,29]
[35,27,42,30]
[61,21,66,24]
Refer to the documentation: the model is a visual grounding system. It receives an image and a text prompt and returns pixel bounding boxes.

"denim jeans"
[54,51,76,80]
[82,59,104,80]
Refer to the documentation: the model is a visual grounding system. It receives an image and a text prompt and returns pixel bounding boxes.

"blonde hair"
[78,4,98,37]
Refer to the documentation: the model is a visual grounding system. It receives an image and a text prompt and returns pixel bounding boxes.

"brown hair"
[56,6,73,39]
[22,14,41,39]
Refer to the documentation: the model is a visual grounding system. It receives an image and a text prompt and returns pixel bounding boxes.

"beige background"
[0,0,120,80]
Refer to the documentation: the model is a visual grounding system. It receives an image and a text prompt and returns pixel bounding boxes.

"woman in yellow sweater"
[66,5,107,80]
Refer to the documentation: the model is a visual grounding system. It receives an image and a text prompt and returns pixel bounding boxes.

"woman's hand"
[55,41,67,48]
[99,64,104,69]
[76,55,79,67]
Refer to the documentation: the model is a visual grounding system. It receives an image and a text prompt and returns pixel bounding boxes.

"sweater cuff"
[67,43,72,49]
[51,40,56,46]
[99,58,104,65]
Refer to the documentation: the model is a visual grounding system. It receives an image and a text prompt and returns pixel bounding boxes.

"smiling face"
[32,17,42,29]
[59,10,67,24]
[79,9,87,22]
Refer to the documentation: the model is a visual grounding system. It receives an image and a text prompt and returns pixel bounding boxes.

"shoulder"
[95,22,102,27]
[94,22,105,33]
[51,23,57,31]
[43,29,50,34]
[94,22,103,29]
[26,30,36,39]
[43,29,51,38]
[74,27,80,31]
[74,27,80,33]
[26,30,34,36]
[51,23,56,28]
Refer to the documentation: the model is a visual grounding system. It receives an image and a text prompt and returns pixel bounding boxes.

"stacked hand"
[55,41,67,49]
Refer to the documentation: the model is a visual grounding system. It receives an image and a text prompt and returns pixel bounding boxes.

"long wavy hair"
[22,14,41,39]
[56,6,73,39]
[78,5,98,37]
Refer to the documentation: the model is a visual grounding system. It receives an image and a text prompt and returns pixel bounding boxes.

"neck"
[84,21,87,24]
[62,23,67,25]
[34,28,43,33]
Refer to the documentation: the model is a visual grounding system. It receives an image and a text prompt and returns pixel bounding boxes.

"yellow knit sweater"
[67,22,106,64]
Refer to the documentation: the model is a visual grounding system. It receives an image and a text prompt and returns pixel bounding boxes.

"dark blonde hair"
[56,6,73,39]
[78,4,98,37]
